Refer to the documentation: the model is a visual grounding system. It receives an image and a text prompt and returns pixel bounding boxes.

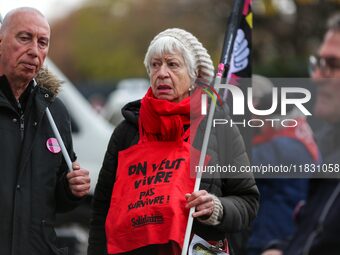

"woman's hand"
[185,190,215,218]
[261,250,283,255]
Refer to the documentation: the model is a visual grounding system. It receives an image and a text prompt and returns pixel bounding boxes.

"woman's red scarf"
[139,88,194,143]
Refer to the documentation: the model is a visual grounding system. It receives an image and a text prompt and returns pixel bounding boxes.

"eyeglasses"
[309,55,340,75]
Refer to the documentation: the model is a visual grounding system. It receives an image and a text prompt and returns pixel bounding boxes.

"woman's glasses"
[309,55,340,76]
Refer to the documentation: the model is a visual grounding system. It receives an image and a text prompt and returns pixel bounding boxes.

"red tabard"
[105,140,195,254]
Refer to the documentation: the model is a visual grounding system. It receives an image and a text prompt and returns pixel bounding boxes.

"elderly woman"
[88,28,259,255]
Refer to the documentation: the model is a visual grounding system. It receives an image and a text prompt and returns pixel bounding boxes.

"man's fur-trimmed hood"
[35,67,62,96]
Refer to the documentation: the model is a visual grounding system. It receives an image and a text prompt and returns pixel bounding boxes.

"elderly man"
[262,13,340,255]
[0,7,90,255]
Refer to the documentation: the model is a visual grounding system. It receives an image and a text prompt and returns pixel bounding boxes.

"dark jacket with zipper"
[0,69,81,255]
[88,100,259,255]
[283,124,340,255]
[263,123,340,255]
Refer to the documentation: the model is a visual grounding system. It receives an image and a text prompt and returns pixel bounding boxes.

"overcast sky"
[0,0,88,22]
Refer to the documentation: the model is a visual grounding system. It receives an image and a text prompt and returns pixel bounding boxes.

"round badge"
[46,138,61,154]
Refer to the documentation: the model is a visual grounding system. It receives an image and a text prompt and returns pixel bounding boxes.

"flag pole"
[181,0,246,254]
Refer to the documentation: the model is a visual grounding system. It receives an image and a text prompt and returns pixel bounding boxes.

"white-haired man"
[0,8,90,254]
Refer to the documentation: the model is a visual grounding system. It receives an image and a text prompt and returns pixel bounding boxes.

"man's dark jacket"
[264,123,340,255]
[282,124,340,255]
[0,69,81,255]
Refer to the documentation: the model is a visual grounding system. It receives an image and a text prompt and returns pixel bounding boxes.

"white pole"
[33,79,73,172]
[45,108,73,172]
[181,76,222,255]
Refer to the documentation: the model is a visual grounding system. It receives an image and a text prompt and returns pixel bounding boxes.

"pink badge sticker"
[46,138,61,154]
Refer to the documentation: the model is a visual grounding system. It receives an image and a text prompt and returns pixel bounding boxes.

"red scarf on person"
[139,88,191,142]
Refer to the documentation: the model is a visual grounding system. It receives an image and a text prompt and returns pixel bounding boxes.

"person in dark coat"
[88,28,259,255]
[247,75,320,255]
[262,12,340,255]
[0,7,90,255]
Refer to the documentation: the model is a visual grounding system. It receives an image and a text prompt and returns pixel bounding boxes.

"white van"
[101,78,149,126]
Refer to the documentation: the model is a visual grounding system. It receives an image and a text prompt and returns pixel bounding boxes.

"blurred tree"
[48,0,339,84]
[253,0,340,76]
[49,0,231,83]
